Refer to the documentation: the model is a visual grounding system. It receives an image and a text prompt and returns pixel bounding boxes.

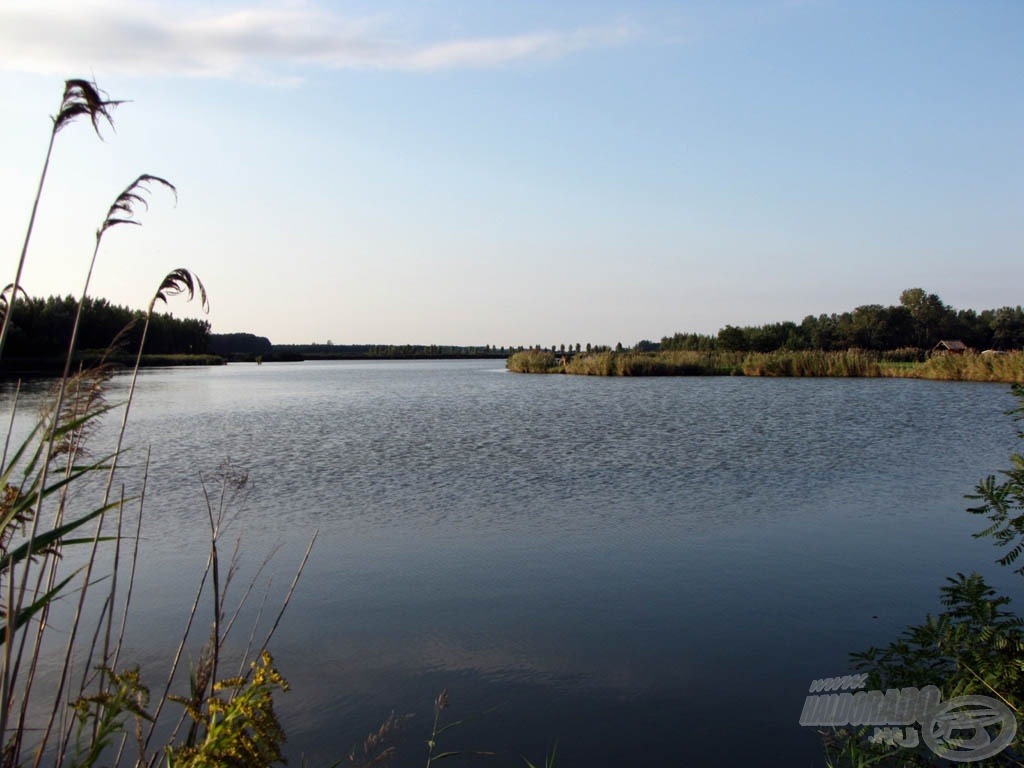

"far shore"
[506,349,1024,383]
[7,350,1021,384]
[0,353,225,378]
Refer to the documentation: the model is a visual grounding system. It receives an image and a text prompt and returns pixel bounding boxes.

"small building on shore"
[932,340,968,354]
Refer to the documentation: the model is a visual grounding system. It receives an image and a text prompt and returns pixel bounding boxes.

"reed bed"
[510,349,1024,383]
[506,349,559,373]
[885,351,1024,383]
[562,350,742,376]
[739,349,882,378]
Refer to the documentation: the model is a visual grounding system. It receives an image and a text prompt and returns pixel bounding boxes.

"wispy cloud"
[0,0,639,80]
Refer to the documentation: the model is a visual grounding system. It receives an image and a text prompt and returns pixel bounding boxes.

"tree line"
[209,333,273,357]
[270,343,507,359]
[661,289,1024,354]
[1,295,211,358]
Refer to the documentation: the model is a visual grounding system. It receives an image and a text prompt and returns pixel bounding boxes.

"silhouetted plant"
[0,81,318,768]
[0,80,123,360]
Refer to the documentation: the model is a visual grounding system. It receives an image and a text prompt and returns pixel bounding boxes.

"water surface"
[5,361,1021,766]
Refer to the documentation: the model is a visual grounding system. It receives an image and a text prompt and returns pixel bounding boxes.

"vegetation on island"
[508,348,1024,382]
[509,290,1024,382]
[662,288,1024,354]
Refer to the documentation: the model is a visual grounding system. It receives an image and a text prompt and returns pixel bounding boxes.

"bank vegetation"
[507,349,1024,383]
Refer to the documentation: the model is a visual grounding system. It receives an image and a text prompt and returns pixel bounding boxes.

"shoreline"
[506,349,1024,383]
[0,353,226,378]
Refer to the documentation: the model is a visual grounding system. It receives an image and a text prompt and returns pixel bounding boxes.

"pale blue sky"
[1,1,1021,346]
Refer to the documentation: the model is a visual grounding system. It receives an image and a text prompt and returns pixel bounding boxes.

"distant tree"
[951,309,989,350]
[717,325,749,352]
[615,341,623,352]
[844,305,914,350]
[575,342,581,353]
[745,322,797,352]
[900,288,953,347]
[586,343,592,353]
[992,306,1024,350]
[660,332,717,351]
[657,291,1015,356]
[799,314,836,351]
[560,343,565,353]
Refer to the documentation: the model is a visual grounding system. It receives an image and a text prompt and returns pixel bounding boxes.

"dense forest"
[1,295,211,358]
[661,289,1024,353]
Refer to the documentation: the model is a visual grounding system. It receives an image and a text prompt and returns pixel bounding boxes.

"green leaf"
[0,498,123,570]
[0,570,79,644]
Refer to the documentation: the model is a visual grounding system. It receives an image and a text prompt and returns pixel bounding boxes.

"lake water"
[4,360,1022,766]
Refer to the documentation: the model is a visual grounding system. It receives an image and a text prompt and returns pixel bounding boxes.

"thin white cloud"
[405,24,637,70]
[0,0,640,80]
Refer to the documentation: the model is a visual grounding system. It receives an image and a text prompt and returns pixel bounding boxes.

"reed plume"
[0,80,123,361]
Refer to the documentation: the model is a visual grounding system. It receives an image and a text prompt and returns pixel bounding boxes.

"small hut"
[932,340,968,354]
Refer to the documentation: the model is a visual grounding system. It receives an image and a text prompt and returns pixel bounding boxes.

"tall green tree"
[900,288,953,348]
[992,307,1024,350]
[717,325,748,352]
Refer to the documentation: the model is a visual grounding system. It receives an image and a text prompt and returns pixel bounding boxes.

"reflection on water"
[3,361,1020,766]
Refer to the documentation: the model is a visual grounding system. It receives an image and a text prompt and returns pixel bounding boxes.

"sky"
[0,0,1021,347]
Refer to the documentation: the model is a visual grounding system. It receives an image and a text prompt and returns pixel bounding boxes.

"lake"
[4,360,1022,766]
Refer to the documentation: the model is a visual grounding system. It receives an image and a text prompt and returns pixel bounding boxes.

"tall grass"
[738,349,882,378]
[1,79,315,768]
[887,351,1024,383]
[510,349,1024,383]
[563,350,742,376]
[506,350,559,373]
[5,174,184,766]
[562,351,614,375]
[528,349,881,377]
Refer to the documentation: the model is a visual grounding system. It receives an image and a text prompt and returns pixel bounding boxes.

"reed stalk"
[0,80,121,362]
[17,177,175,767]
[2,80,320,768]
